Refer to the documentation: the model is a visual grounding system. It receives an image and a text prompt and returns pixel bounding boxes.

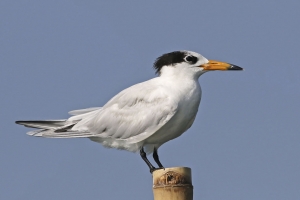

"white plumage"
[16,50,242,172]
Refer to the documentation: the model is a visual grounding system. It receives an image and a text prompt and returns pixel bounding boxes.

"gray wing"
[17,79,178,143]
[68,107,102,116]
[69,80,178,143]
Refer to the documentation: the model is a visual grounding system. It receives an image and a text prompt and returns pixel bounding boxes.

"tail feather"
[15,120,66,129]
[41,130,93,138]
[27,129,47,136]
[16,119,92,138]
[27,129,93,138]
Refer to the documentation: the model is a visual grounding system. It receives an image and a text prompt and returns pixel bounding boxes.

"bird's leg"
[153,148,164,169]
[140,148,156,173]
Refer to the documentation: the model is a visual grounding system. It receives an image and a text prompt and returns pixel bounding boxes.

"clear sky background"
[1,1,300,199]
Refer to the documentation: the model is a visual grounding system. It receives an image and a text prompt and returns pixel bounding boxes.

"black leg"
[153,148,164,169]
[140,147,156,173]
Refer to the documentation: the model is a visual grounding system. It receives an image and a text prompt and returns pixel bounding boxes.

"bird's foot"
[150,167,165,174]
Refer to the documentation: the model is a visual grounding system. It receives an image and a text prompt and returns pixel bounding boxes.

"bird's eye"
[184,56,198,64]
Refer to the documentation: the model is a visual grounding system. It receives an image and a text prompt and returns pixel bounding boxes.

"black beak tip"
[229,64,243,71]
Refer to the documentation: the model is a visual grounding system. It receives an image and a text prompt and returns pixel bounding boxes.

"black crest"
[153,51,186,74]
[153,51,198,74]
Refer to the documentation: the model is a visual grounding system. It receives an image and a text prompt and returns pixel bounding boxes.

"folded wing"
[16,79,178,146]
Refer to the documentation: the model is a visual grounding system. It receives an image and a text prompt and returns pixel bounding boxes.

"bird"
[16,50,243,173]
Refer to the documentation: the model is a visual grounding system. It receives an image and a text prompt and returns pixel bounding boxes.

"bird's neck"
[158,71,201,97]
[159,68,201,81]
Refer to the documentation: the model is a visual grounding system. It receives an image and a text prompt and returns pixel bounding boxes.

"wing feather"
[19,78,178,150]
[68,107,102,116]
[71,79,177,144]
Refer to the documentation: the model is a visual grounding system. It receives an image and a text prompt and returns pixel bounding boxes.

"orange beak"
[200,60,243,71]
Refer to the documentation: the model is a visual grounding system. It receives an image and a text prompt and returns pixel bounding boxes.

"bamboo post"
[152,167,193,200]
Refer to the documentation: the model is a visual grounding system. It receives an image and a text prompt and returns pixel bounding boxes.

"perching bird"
[16,51,243,173]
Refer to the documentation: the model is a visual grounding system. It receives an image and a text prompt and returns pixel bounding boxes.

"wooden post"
[152,167,193,200]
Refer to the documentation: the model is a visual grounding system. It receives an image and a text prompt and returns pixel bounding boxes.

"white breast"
[144,78,201,145]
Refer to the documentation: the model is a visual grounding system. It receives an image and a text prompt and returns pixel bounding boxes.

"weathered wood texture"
[152,167,193,200]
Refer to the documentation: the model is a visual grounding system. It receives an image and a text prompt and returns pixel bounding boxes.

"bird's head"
[153,51,243,78]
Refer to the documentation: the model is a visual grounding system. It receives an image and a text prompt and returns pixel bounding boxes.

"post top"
[152,167,192,187]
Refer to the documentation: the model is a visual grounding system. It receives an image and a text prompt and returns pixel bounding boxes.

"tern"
[16,51,243,173]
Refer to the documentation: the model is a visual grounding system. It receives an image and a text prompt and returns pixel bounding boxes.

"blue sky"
[1,0,300,199]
